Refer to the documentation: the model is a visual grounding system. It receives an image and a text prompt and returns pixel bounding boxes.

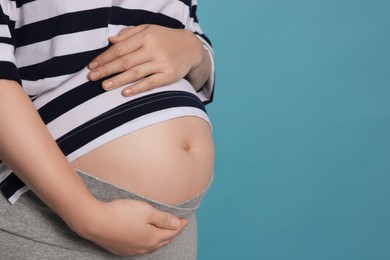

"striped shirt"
[0,0,215,204]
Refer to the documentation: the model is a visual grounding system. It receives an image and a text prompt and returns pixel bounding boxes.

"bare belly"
[70,116,214,205]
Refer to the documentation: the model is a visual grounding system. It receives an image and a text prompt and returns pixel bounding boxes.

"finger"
[88,36,143,70]
[88,50,150,82]
[148,209,184,230]
[149,239,173,253]
[152,219,188,242]
[102,62,157,90]
[122,73,171,97]
[108,24,149,43]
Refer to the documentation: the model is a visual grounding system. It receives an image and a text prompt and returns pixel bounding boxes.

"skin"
[0,25,212,256]
[72,24,214,205]
[88,24,212,97]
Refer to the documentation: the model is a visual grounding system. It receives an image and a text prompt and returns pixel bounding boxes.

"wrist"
[187,30,205,71]
[59,189,103,239]
[186,44,212,91]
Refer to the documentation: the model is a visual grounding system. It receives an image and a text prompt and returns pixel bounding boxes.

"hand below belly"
[70,117,214,205]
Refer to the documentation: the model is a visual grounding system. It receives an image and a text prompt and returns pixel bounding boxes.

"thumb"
[149,210,185,230]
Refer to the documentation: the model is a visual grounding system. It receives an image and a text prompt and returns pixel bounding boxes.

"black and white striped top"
[0,0,215,204]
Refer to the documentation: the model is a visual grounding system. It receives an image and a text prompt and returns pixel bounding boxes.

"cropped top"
[0,0,215,204]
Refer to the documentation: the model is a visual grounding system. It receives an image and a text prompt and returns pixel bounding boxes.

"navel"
[180,140,192,153]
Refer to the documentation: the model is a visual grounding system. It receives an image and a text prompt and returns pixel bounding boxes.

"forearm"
[0,80,98,234]
[0,80,186,255]
[185,36,212,92]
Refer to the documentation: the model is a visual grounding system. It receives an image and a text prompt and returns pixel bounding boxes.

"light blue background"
[196,1,390,259]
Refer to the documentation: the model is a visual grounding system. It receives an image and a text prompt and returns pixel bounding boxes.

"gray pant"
[0,170,211,259]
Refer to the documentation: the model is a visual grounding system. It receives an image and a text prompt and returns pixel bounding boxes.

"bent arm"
[0,79,99,233]
[0,79,187,255]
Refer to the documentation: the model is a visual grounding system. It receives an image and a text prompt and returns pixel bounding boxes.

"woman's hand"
[0,80,186,256]
[88,24,209,96]
[78,199,188,256]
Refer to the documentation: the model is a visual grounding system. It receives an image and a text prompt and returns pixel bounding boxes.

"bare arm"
[0,80,96,226]
[0,79,187,256]
[185,40,212,92]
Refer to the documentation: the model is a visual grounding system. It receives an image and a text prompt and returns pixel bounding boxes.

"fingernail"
[89,61,99,69]
[103,80,114,90]
[89,71,101,80]
[170,218,180,229]
[122,88,133,96]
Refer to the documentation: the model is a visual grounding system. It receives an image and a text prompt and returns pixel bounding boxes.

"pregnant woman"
[0,0,214,259]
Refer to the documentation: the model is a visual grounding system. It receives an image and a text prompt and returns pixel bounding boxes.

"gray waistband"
[0,169,213,259]
[75,169,213,219]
